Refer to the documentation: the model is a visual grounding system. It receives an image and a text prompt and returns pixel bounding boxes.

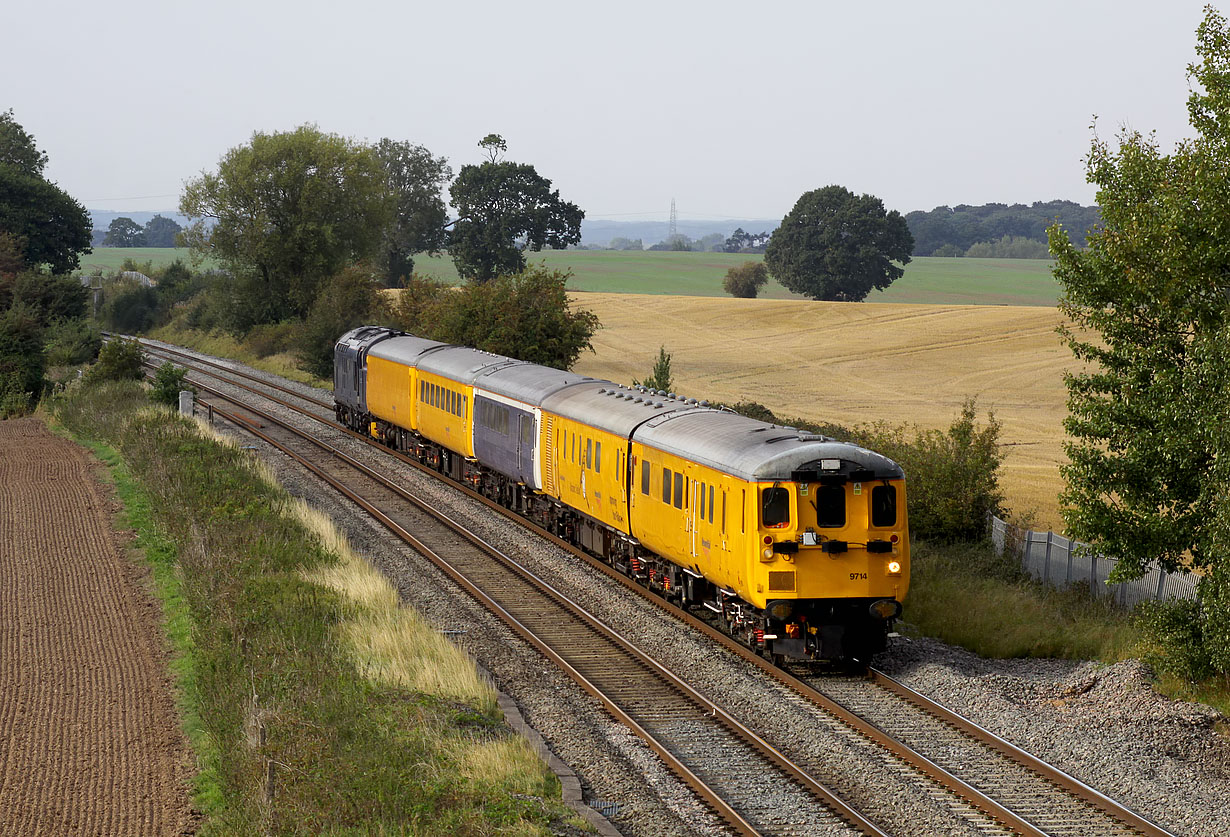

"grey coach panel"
[366,334,451,367]
[540,382,704,438]
[417,346,522,385]
[633,410,903,482]
[475,363,594,407]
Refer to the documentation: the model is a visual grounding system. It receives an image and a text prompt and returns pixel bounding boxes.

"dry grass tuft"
[289,499,497,711]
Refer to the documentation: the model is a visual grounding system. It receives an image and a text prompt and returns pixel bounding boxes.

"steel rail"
[142,342,1178,837]
[165,372,887,837]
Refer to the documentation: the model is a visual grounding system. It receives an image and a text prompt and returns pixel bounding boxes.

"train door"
[688,470,699,560]
[517,414,534,485]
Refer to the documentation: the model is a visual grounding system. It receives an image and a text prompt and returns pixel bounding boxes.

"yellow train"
[335,326,909,663]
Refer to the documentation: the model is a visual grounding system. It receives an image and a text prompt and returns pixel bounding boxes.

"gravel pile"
[164,343,1229,837]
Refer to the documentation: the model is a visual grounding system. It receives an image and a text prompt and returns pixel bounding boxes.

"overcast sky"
[3,0,1220,221]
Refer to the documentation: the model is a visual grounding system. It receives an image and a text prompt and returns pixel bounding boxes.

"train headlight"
[762,548,774,561]
[887,560,902,575]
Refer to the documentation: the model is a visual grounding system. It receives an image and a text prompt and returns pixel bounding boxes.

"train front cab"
[750,473,910,662]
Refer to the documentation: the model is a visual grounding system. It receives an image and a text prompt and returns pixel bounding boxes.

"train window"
[673,472,684,509]
[662,468,672,503]
[761,486,790,527]
[721,492,727,533]
[420,380,425,401]
[741,490,746,534]
[815,485,845,528]
[450,391,456,415]
[595,442,602,473]
[520,417,533,446]
[709,485,715,524]
[586,438,592,470]
[698,482,704,515]
[871,485,896,527]
[572,433,577,462]
[642,461,651,495]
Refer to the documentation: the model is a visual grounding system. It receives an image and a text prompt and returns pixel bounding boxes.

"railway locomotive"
[334,326,909,663]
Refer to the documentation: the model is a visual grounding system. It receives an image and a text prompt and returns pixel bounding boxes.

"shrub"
[101,283,159,333]
[0,302,44,414]
[931,243,964,257]
[389,274,448,335]
[859,401,1004,542]
[1135,598,1214,682]
[149,361,194,407]
[245,321,298,358]
[965,235,1051,259]
[88,336,143,383]
[723,261,770,298]
[43,317,101,366]
[297,266,386,379]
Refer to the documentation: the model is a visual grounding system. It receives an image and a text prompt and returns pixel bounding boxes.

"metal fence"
[989,516,1198,608]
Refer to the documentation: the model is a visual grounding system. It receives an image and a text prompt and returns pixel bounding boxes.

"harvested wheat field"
[570,293,1075,531]
[0,418,194,836]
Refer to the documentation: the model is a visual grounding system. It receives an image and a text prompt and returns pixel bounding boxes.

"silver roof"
[417,345,522,384]
[475,362,595,405]
[541,382,704,437]
[367,334,450,365]
[634,410,903,482]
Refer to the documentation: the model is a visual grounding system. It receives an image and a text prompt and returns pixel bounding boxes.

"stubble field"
[568,293,1074,531]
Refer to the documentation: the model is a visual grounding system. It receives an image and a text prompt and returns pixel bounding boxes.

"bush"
[965,235,1051,259]
[297,266,386,379]
[429,264,600,370]
[245,321,298,358]
[1135,598,1214,682]
[931,243,964,257]
[633,346,674,392]
[0,302,45,414]
[389,274,448,335]
[88,337,143,383]
[43,317,101,366]
[859,401,1004,542]
[149,361,194,407]
[723,261,770,298]
[101,283,159,333]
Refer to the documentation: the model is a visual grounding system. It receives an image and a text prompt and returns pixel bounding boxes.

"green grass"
[77,247,215,274]
[902,540,1139,661]
[412,251,1061,306]
[49,381,578,835]
[99,248,1061,306]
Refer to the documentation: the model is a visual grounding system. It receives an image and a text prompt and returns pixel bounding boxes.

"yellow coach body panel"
[365,353,416,431]
[415,370,474,458]
[544,412,631,534]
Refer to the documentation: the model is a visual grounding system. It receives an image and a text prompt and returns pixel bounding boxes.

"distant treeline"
[906,201,1100,257]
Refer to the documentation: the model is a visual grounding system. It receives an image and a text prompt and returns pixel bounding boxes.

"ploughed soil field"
[570,293,1074,530]
[0,418,194,836]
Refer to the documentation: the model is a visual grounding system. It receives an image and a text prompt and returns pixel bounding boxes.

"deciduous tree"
[374,139,451,285]
[0,111,91,273]
[765,185,913,301]
[142,214,182,248]
[104,217,145,247]
[1051,7,1230,673]
[180,125,391,326]
[448,135,584,282]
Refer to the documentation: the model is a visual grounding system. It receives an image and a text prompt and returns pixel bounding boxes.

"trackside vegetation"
[50,380,583,836]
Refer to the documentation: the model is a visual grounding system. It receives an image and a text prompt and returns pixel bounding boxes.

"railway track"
[130,337,1178,837]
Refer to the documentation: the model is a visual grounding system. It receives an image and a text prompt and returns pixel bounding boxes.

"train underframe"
[341,406,895,664]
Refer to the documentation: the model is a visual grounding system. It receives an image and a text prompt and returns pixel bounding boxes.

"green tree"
[103,217,146,247]
[765,185,913,301]
[142,214,183,248]
[374,139,451,286]
[0,110,47,175]
[448,135,584,282]
[428,264,599,369]
[0,112,91,274]
[1051,7,1230,673]
[723,261,769,298]
[633,346,673,393]
[179,125,392,325]
[0,271,88,326]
